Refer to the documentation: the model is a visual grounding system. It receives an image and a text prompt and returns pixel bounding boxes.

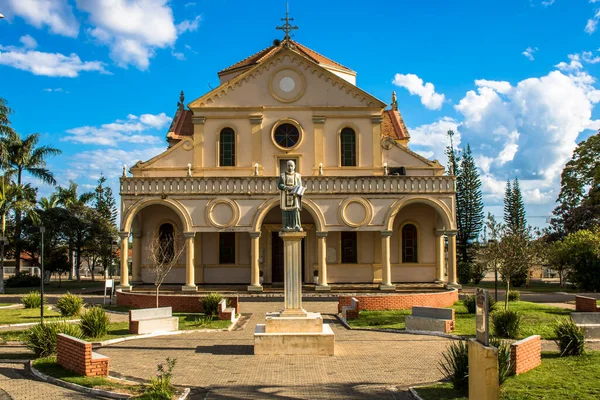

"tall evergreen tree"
[445,130,460,176]
[456,144,484,262]
[512,178,527,235]
[503,180,513,228]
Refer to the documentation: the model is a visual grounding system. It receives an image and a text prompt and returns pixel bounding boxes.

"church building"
[118,20,458,292]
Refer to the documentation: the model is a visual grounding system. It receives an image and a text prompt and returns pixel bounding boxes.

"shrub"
[194,315,214,327]
[5,272,41,288]
[79,306,110,338]
[462,294,498,314]
[490,336,513,385]
[21,291,42,308]
[457,262,473,285]
[507,290,520,302]
[56,292,84,317]
[438,340,469,392]
[492,309,521,338]
[25,321,84,358]
[202,292,223,316]
[144,357,177,400]
[472,262,488,284]
[554,319,585,356]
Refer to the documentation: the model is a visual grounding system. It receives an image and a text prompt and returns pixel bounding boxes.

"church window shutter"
[340,128,356,166]
[219,128,235,167]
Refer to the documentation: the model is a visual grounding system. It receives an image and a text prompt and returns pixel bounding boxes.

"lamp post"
[40,226,45,322]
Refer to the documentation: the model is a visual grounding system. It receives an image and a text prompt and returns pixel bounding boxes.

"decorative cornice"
[119,231,130,238]
[183,232,196,239]
[249,115,263,125]
[380,230,393,237]
[316,231,328,238]
[312,116,326,124]
[192,116,206,124]
[249,231,261,238]
[371,116,384,124]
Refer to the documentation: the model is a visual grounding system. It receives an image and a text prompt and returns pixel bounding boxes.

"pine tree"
[503,180,513,228]
[445,130,460,176]
[456,144,484,262]
[511,178,527,235]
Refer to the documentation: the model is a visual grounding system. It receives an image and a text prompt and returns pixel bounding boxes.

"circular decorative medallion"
[279,76,296,92]
[340,197,373,228]
[269,67,306,103]
[206,199,239,228]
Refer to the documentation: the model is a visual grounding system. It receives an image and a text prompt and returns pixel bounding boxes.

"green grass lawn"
[0,303,15,307]
[33,357,145,396]
[463,281,576,293]
[348,301,571,340]
[416,352,600,400]
[0,307,62,325]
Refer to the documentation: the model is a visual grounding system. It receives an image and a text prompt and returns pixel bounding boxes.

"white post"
[315,231,330,291]
[434,230,445,283]
[182,232,196,291]
[248,231,263,292]
[117,231,131,291]
[379,230,395,291]
[279,231,307,316]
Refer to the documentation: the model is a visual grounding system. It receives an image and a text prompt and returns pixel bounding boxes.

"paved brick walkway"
[0,362,95,400]
[101,298,451,399]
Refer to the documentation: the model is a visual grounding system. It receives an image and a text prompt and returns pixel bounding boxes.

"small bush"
[21,291,42,308]
[492,309,521,338]
[79,306,110,338]
[490,336,513,385]
[194,315,214,327]
[5,272,41,288]
[462,294,498,314]
[25,321,84,358]
[457,262,473,285]
[438,340,469,392]
[56,292,84,317]
[202,292,223,316]
[144,357,177,400]
[472,262,488,284]
[507,290,520,302]
[554,319,585,356]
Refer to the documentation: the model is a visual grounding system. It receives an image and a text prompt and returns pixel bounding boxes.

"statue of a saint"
[278,160,304,232]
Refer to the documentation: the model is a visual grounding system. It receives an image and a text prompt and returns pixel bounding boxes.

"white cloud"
[522,46,538,61]
[63,112,170,147]
[18,34,37,49]
[76,0,199,70]
[2,0,79,37]
[408,117,460,163]
[585,10,600,34]
[42,88,66,93]
[176,15,201,34]
[555,54,584,72]
[68,147,165,181]
[0,45,108,77]
[474,79,513,95]
[184,2,196,7]
[172,51,186,61]
[392,73,445,110]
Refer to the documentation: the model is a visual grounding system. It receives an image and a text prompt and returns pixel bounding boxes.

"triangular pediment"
[383,137,443,169]
[188,48,386,109]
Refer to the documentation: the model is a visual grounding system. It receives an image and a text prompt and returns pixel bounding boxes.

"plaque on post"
[475,288,489,346]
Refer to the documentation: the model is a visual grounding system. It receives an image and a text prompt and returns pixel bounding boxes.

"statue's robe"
[277,172,302,231]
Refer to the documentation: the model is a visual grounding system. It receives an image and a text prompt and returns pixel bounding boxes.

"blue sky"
[1,0,600,227]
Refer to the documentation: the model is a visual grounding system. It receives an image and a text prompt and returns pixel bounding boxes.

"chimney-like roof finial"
[276,2,298,43]
[391,90,398,110]
[178,90,185,110]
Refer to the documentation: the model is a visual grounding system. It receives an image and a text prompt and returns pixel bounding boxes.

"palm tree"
[3,132,61,274]
[38,193,59,211]
[0,176,39,293]
[0,98,15,137]
[57,182,94,281]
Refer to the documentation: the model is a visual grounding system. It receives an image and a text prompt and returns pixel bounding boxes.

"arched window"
[158,223,175,263]
[402,224,418,263]
[340,127,356,166]
[219,128,235,167]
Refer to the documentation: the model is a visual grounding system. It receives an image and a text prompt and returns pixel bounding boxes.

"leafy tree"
[504,178,527,236]
[498,228,537,309]
[550,131,600,239]
[456,144,484,262]
[548,229,600,291]
[2,132,61,274]
[92,176,118,277]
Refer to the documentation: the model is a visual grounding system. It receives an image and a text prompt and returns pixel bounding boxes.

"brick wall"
[510,335,541,375]
[56,334,109,377]
[575,296,600,312]
[116,291,240,316]
[338,289,458,314]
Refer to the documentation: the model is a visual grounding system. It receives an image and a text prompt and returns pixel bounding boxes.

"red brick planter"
[116,290,240,315]
[510,335,541,375]
[338,289,458,315]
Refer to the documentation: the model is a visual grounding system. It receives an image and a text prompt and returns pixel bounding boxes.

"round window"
[273,123,300,148]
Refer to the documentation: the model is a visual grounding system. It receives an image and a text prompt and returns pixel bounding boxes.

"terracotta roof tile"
[382,109,410,141]
[167,109,193,141]
[218,39,354,76]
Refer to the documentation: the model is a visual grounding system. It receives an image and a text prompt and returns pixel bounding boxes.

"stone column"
[446,231,460,288]
[434,230,445,283]
[192,116,205,174]
[379,230,396,291]
[131,232,142,283]
[312,116,326,174]
[182,232,196,291]
[248,231,263,292]
[315,231,330,291]
[117,231,131,291]
[279,231,307,316]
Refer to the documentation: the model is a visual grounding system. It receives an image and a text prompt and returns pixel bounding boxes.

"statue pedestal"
[254,231,335,356]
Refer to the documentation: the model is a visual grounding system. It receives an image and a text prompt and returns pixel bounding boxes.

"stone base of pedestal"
[379,284,396,291]
[254,311,335,355]
[254,323,335,356]
[315,285,331,292]
[181,285,197,292]
[445,283,462,290]
[247,285,263,293]
[116,285,132,292]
